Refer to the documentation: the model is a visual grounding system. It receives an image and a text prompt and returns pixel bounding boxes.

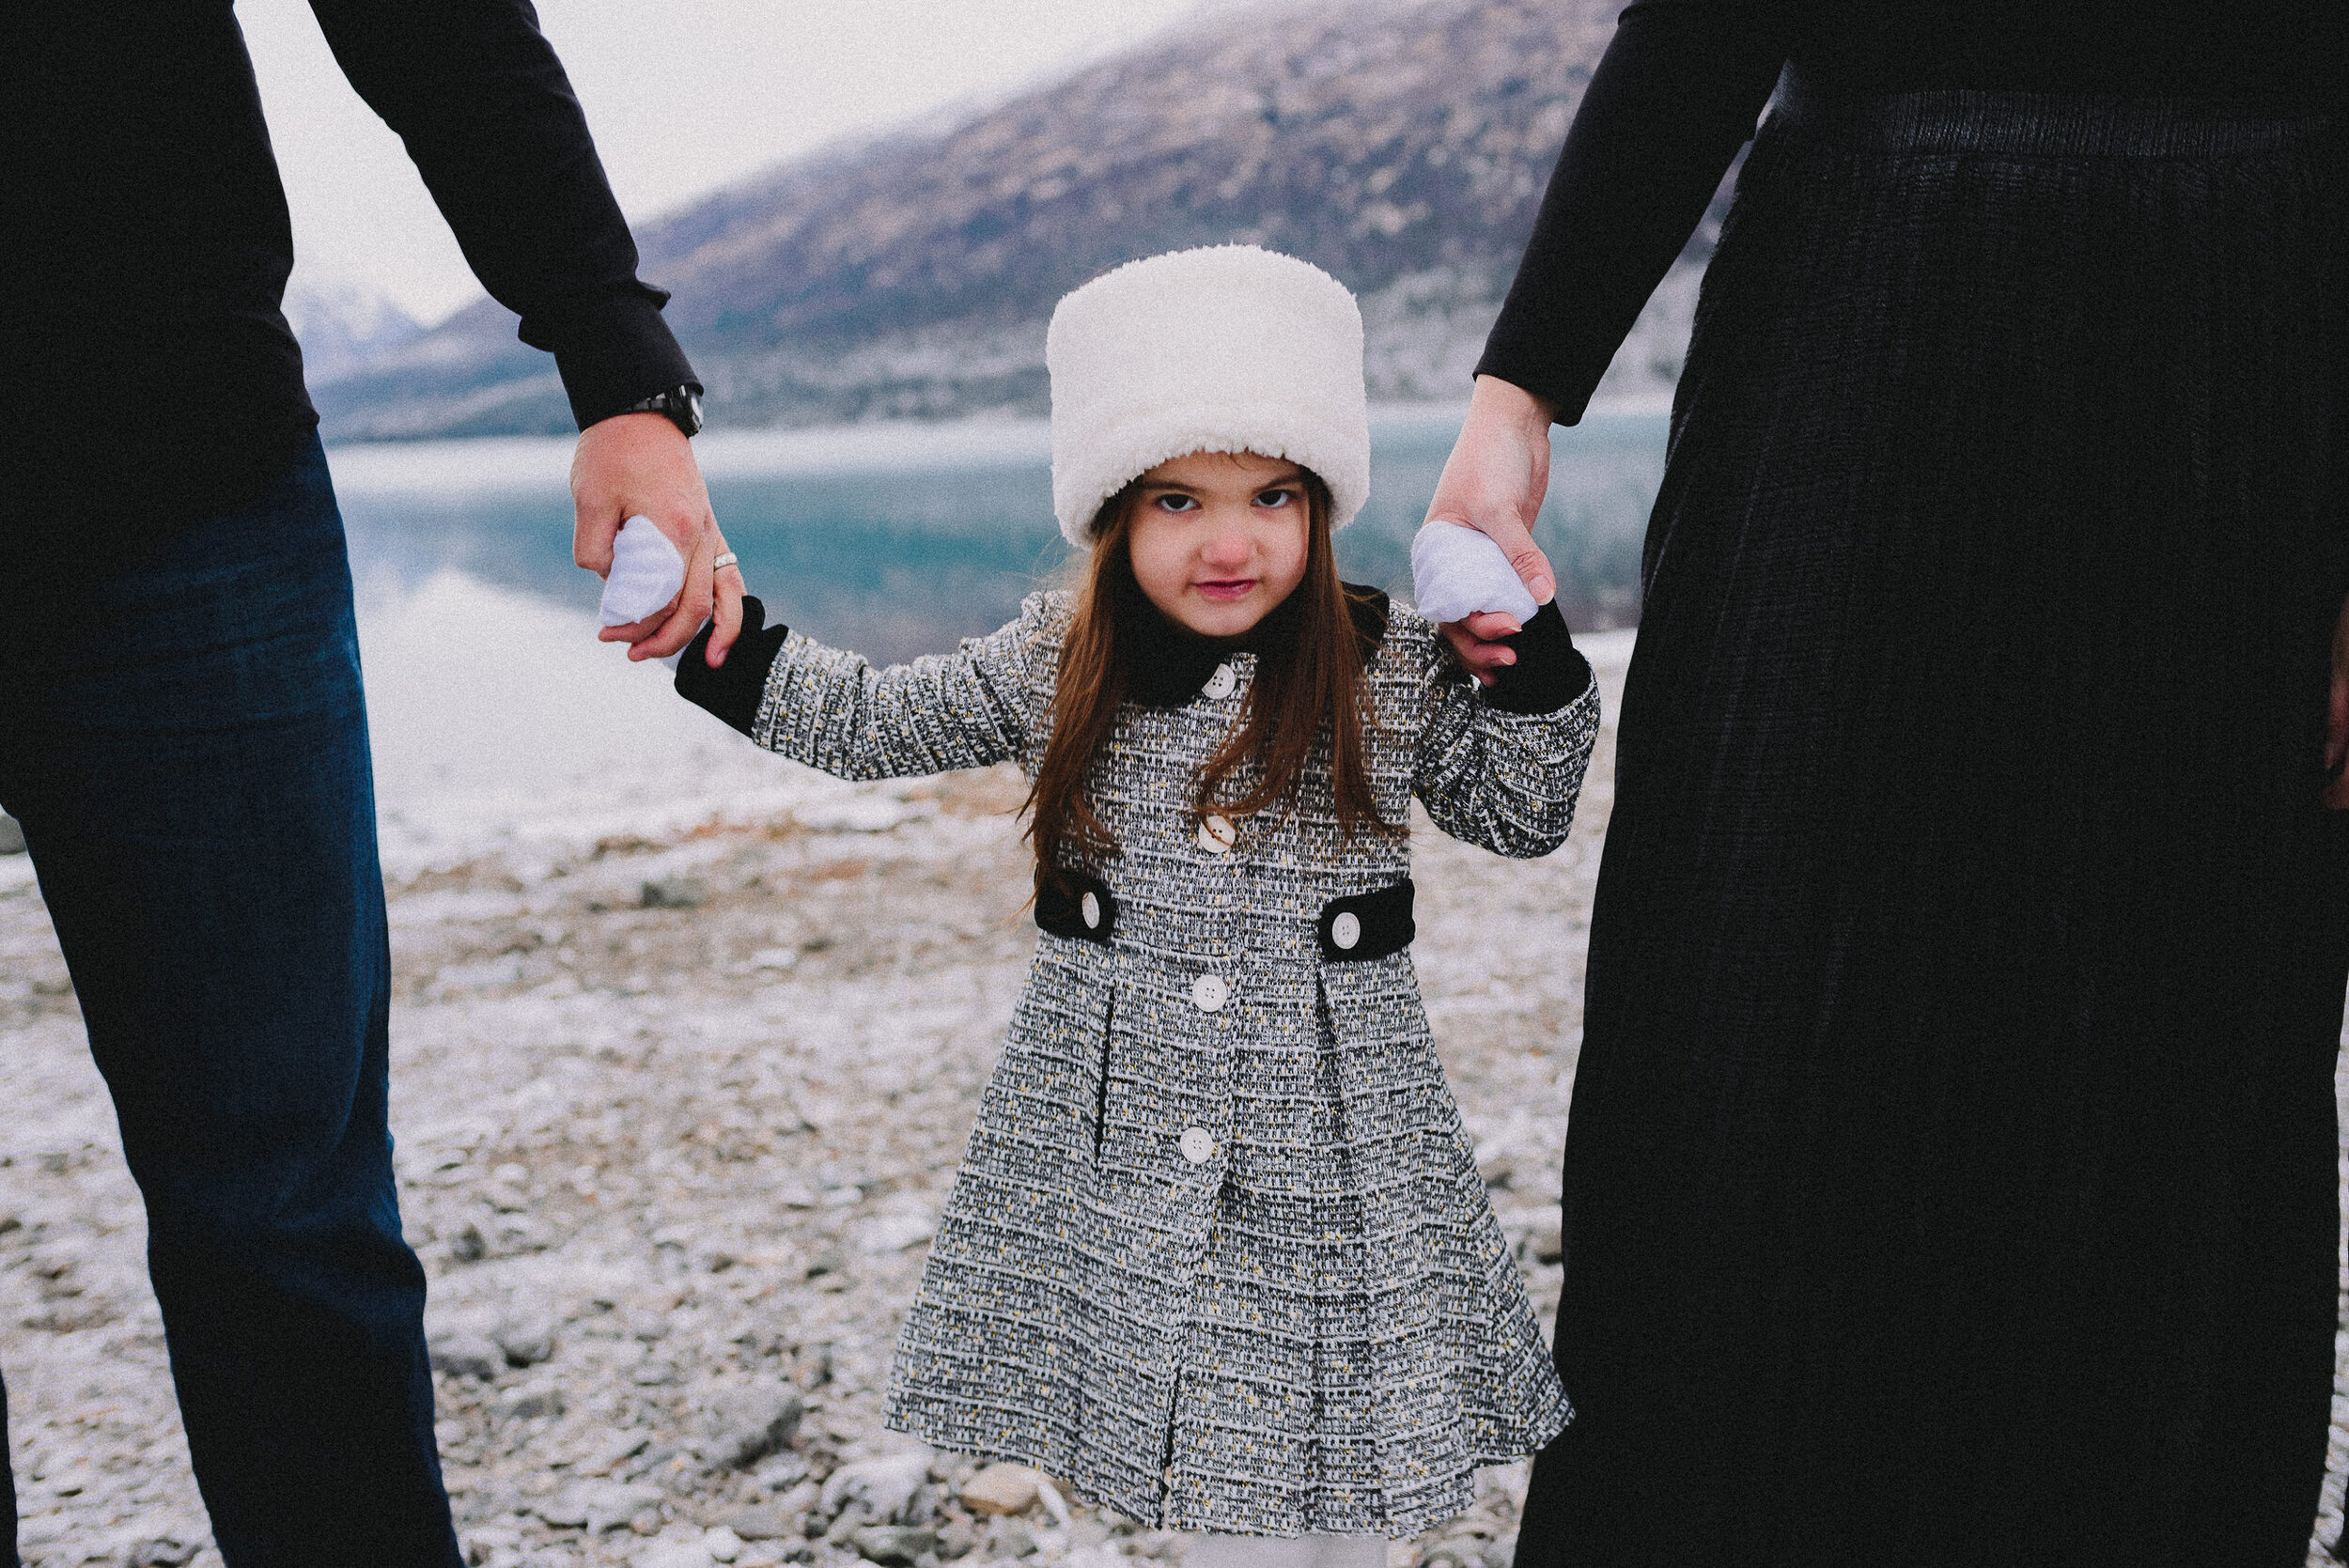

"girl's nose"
[1201,523,1252,568]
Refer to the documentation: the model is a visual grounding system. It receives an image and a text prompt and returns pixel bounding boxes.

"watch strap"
[619,383,704,437]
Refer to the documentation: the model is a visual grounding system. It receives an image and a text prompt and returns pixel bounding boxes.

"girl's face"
[1124,451,1312,639]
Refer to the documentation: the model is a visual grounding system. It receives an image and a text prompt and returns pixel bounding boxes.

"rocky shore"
[0,627,2341,1567]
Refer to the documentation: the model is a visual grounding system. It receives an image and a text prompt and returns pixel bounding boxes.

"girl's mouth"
[1195,579,1257,601]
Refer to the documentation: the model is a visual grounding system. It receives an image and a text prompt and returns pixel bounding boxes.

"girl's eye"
[1155,493,1199,512]
[1254,489,1296,508]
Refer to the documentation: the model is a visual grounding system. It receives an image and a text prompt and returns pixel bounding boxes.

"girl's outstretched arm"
[675,594,1055,781]
[1411,602,1601,859]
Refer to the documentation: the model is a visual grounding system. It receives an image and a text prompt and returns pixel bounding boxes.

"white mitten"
[1410,521,1540,626]
[599,515,692,671]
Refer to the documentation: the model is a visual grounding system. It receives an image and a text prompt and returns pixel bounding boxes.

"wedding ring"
[710,551,739,573]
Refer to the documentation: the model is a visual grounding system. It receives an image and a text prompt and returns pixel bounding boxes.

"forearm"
[308,0,695,427]
[678,604,1033,779]
[1476,0,1788,420]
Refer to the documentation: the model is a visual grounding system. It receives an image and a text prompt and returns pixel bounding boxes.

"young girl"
[672,247,1599,1560]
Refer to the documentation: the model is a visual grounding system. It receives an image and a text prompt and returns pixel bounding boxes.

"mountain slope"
[318,0,1717,440]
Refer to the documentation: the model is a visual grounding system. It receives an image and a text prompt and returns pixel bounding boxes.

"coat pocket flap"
[1316,877,1414,962]
[1035,867,1116,945]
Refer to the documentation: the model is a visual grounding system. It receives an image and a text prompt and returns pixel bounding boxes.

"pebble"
[493,1314,560,1368]
[642,877,709,910]
[983,1519,1038,1560]
[428,1330,504,1381]
[719,1505,795,1541]
[588,1430,653,1475]
[822,1449,935,1525]
[960,1464,1042,1517]
[539,1480,670,1533]
[856,1211,937,1255]
[706,1381,806,1468]
[852,1525,939,1566]
[448,1220,489,1264]
[490,1382,565,1422]
[1418,1538,1482,1568]
[467,1524,526,1556]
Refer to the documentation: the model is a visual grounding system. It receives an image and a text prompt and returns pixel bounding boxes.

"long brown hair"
[1025,468,1395,879]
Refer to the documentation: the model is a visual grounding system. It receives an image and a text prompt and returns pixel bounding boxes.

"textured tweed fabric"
[751,593,1596,1535]
[1515,87,2349,1568]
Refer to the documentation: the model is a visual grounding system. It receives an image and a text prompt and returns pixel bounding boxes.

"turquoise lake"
[330,411,1667,667]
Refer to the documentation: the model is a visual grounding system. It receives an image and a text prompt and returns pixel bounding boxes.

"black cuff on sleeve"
[1469,356,1593,428]
[675,596,790,737]
[527,286,702,430]
[1483,600,1592,715]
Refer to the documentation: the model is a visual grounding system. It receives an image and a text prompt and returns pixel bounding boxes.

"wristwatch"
[615,383,704,438]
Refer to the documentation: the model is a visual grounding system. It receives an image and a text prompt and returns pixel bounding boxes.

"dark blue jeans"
[0,438,460,1566]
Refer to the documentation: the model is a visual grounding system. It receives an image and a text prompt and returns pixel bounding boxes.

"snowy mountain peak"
[285,280,427,388]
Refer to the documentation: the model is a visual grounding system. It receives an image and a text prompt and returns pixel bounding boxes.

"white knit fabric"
[1047,246,1371,548]
[1410,521,1540,626]
[600,516,685,625]
[599,515,691,671]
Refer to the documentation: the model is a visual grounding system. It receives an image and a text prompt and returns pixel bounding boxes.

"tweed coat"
[748,589,1599,1536]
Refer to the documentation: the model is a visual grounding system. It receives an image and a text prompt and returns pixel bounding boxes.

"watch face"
[678,390,705,437]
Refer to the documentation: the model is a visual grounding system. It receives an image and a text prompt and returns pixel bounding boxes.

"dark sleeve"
[1475,0,1791,422]
[1482,602,1592,715]
[676,598,791,736]
[306,0,697,428]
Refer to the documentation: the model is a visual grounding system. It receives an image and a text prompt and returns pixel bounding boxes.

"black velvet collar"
[1118,580,1391,708]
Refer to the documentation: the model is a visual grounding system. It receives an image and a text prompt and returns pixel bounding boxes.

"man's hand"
[1427,375,1561,682]
[574,412,743,666]
[2325,590,2348,810]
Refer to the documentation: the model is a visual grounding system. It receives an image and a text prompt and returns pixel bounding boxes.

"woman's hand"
[2325,590,2349,810]
[1426,375,1561,681]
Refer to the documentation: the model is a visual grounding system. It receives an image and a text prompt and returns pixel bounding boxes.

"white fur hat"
[1047,246,1370,548]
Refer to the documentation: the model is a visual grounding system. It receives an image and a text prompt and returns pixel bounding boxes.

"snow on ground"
[0,582,2341,1568]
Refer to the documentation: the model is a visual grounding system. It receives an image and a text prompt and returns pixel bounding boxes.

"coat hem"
[882,1396,1571,1539]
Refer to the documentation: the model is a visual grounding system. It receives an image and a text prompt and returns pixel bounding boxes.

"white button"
[1179,1127,1216,1164]
[1197,814,1236,855]
[1203,663,1237,700]
[1190,973,1229,1013]
[1081,891,1101,930]
[1330,911,1361,951]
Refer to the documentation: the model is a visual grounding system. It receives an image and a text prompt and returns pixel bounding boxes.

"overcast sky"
[240,0,1225,324]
